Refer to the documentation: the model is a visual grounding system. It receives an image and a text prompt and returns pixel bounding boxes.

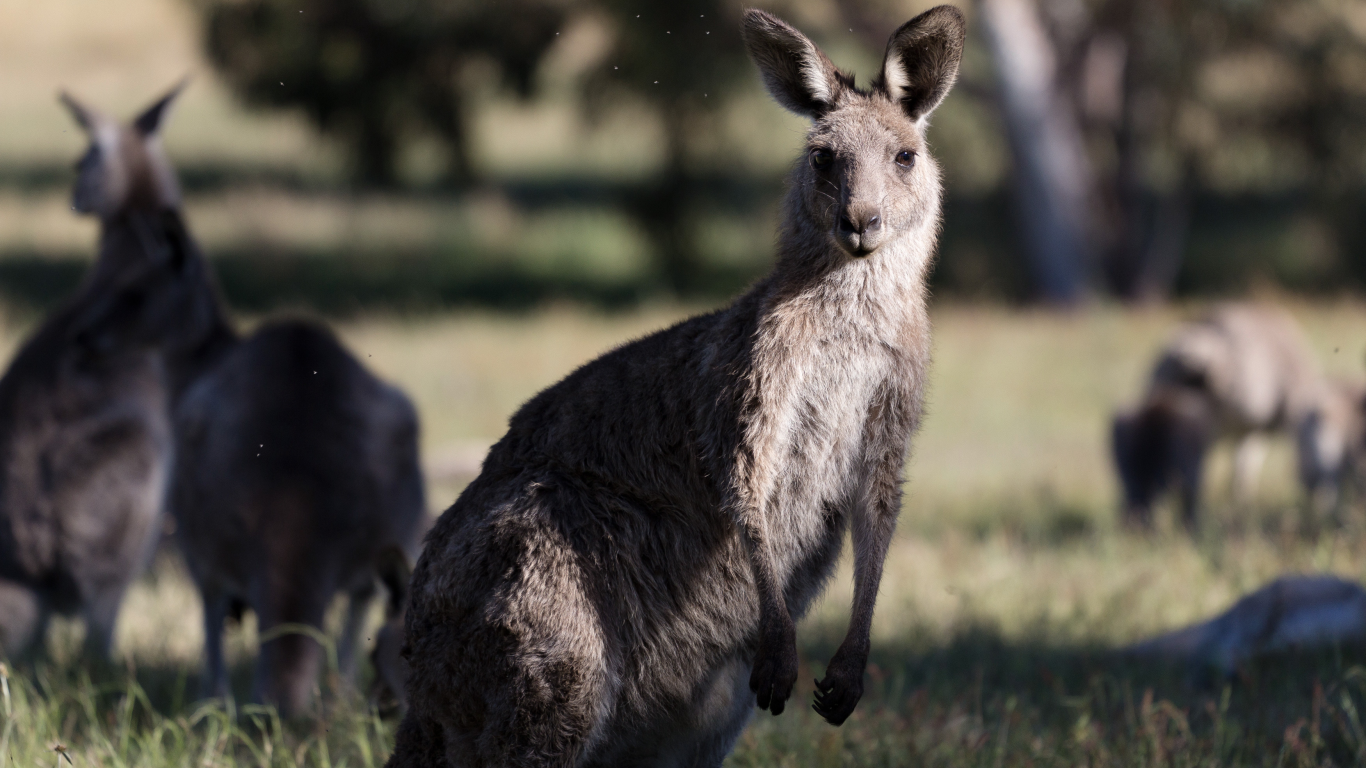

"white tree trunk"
[979,0,1094,304]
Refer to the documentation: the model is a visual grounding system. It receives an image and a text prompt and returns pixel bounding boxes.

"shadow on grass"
[760,627,1366,765]
[0,248,764,317]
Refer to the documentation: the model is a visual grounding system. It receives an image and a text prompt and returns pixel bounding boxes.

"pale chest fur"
[745,267,928,590]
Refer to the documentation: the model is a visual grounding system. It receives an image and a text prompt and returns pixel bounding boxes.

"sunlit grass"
[0,301,1365,764]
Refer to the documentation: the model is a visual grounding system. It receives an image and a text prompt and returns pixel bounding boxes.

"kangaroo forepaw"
[749,629,798,715]
[812,653,865,726]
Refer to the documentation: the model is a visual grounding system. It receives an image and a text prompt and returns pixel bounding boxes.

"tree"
[195,0,566,186]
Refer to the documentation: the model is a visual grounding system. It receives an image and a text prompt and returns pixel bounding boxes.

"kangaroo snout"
[835,208,883,256]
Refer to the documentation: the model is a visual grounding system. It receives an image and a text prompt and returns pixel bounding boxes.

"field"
[5,1,1366,764]
[0,301,1363,765]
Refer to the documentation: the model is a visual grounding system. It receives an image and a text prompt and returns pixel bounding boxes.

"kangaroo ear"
[880,5,966,124]
[134,79,188,137]
[59,91,101,134]
[742,9,843,119]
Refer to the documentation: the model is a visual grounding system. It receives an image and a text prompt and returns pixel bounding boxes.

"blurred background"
[8,0,1366,311]
[8,0,1366,763]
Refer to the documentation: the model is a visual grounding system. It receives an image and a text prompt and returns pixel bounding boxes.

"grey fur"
[69,141,426,718]
[1297,377,1366,518]
[0,87,189,660]
[388,7,964,767]
[1126,575,1366,684]
[173,322,425,716]
[1112,303,1330,529]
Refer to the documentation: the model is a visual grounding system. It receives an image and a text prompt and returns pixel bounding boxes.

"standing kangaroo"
[1112,303,1330,529]
[0,88,187,659]
[389,7,964,766]
[69,119,426,718]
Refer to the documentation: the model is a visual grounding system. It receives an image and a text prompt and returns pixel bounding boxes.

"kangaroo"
[370,546,413,716]
[67,127,426,719]
[0,87,189,660]
[1126,574,1366,684]
[1297,377,1366,519]
[388,7,964,766]
[1112,304,1327,529]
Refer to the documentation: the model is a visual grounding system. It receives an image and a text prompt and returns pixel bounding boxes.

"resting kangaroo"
[0,88,186,659]
[389,7,964,766]
[70,114,426,717]
[1127,575,1366,685]
[1112,304,1330,528]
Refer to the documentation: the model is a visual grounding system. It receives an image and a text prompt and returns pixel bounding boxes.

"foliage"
[194,0,567,186]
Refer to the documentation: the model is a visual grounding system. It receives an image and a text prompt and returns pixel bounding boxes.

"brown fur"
[389,7,964,767]
[0,88,187,659]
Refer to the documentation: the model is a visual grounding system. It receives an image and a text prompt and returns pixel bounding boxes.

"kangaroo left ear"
[59,91,103,134]
[133,78,189,137]
[880,5,966,124]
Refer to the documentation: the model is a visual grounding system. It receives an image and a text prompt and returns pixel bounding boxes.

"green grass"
[0,301,1363,765]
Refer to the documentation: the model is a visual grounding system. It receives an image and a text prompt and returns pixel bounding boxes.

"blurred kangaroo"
[388,7,964,766]
[0,87,190,659]
[369,546,412,715]
[1126,574,1366,684]
[1112,304,1329,529]
[1297,377,1366,518]
[69,118,426,719]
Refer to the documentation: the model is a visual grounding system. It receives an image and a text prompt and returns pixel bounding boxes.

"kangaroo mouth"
[834,231,878,258]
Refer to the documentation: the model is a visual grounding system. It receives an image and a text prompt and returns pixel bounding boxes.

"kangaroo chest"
[752,326,906,594]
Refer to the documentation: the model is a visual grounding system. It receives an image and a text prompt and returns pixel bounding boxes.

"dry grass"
[0,300,1363,763]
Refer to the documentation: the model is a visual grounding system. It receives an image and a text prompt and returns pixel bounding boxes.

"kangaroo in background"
[1126,574,1366,685]
[388,7,964,766]
[1297,377,1366,518]
[1112,304,1333,529]
[69,111,426,718]
[0,88,190,659]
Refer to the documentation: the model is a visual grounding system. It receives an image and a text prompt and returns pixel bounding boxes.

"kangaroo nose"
[838,212,882,235]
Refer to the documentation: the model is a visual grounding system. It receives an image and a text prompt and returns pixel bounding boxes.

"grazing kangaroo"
[0,88,188,659]
[389,7,964,766]
[1297,377,1366,518]
[1112,304,1327,529]
[1126,575,1366,684]
[69,128,426,719]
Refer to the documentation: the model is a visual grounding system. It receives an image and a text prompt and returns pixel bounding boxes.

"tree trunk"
[979,0,1094,305]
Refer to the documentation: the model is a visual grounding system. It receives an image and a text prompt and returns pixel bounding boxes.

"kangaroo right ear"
[742,9,843,119]
[880,5,966,124]
[133,79,188,137]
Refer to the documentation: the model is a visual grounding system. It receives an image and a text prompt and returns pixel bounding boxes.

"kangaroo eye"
[895,150,915,168]
[809,148,833,170]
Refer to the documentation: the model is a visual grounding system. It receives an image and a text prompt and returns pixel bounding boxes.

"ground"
[1,301,1365,766]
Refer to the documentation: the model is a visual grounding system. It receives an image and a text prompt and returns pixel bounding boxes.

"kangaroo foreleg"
[814,444,903,726]
[743,514,799,716]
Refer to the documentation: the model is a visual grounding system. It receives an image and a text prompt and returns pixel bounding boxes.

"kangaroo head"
[60,81,185,220]
[1112,388,1214,526]
[742,6,964,259]
[68,210,219,357]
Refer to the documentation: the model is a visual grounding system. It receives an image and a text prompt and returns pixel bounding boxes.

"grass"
[6,3,1366,763]
[0,300,1363,764]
